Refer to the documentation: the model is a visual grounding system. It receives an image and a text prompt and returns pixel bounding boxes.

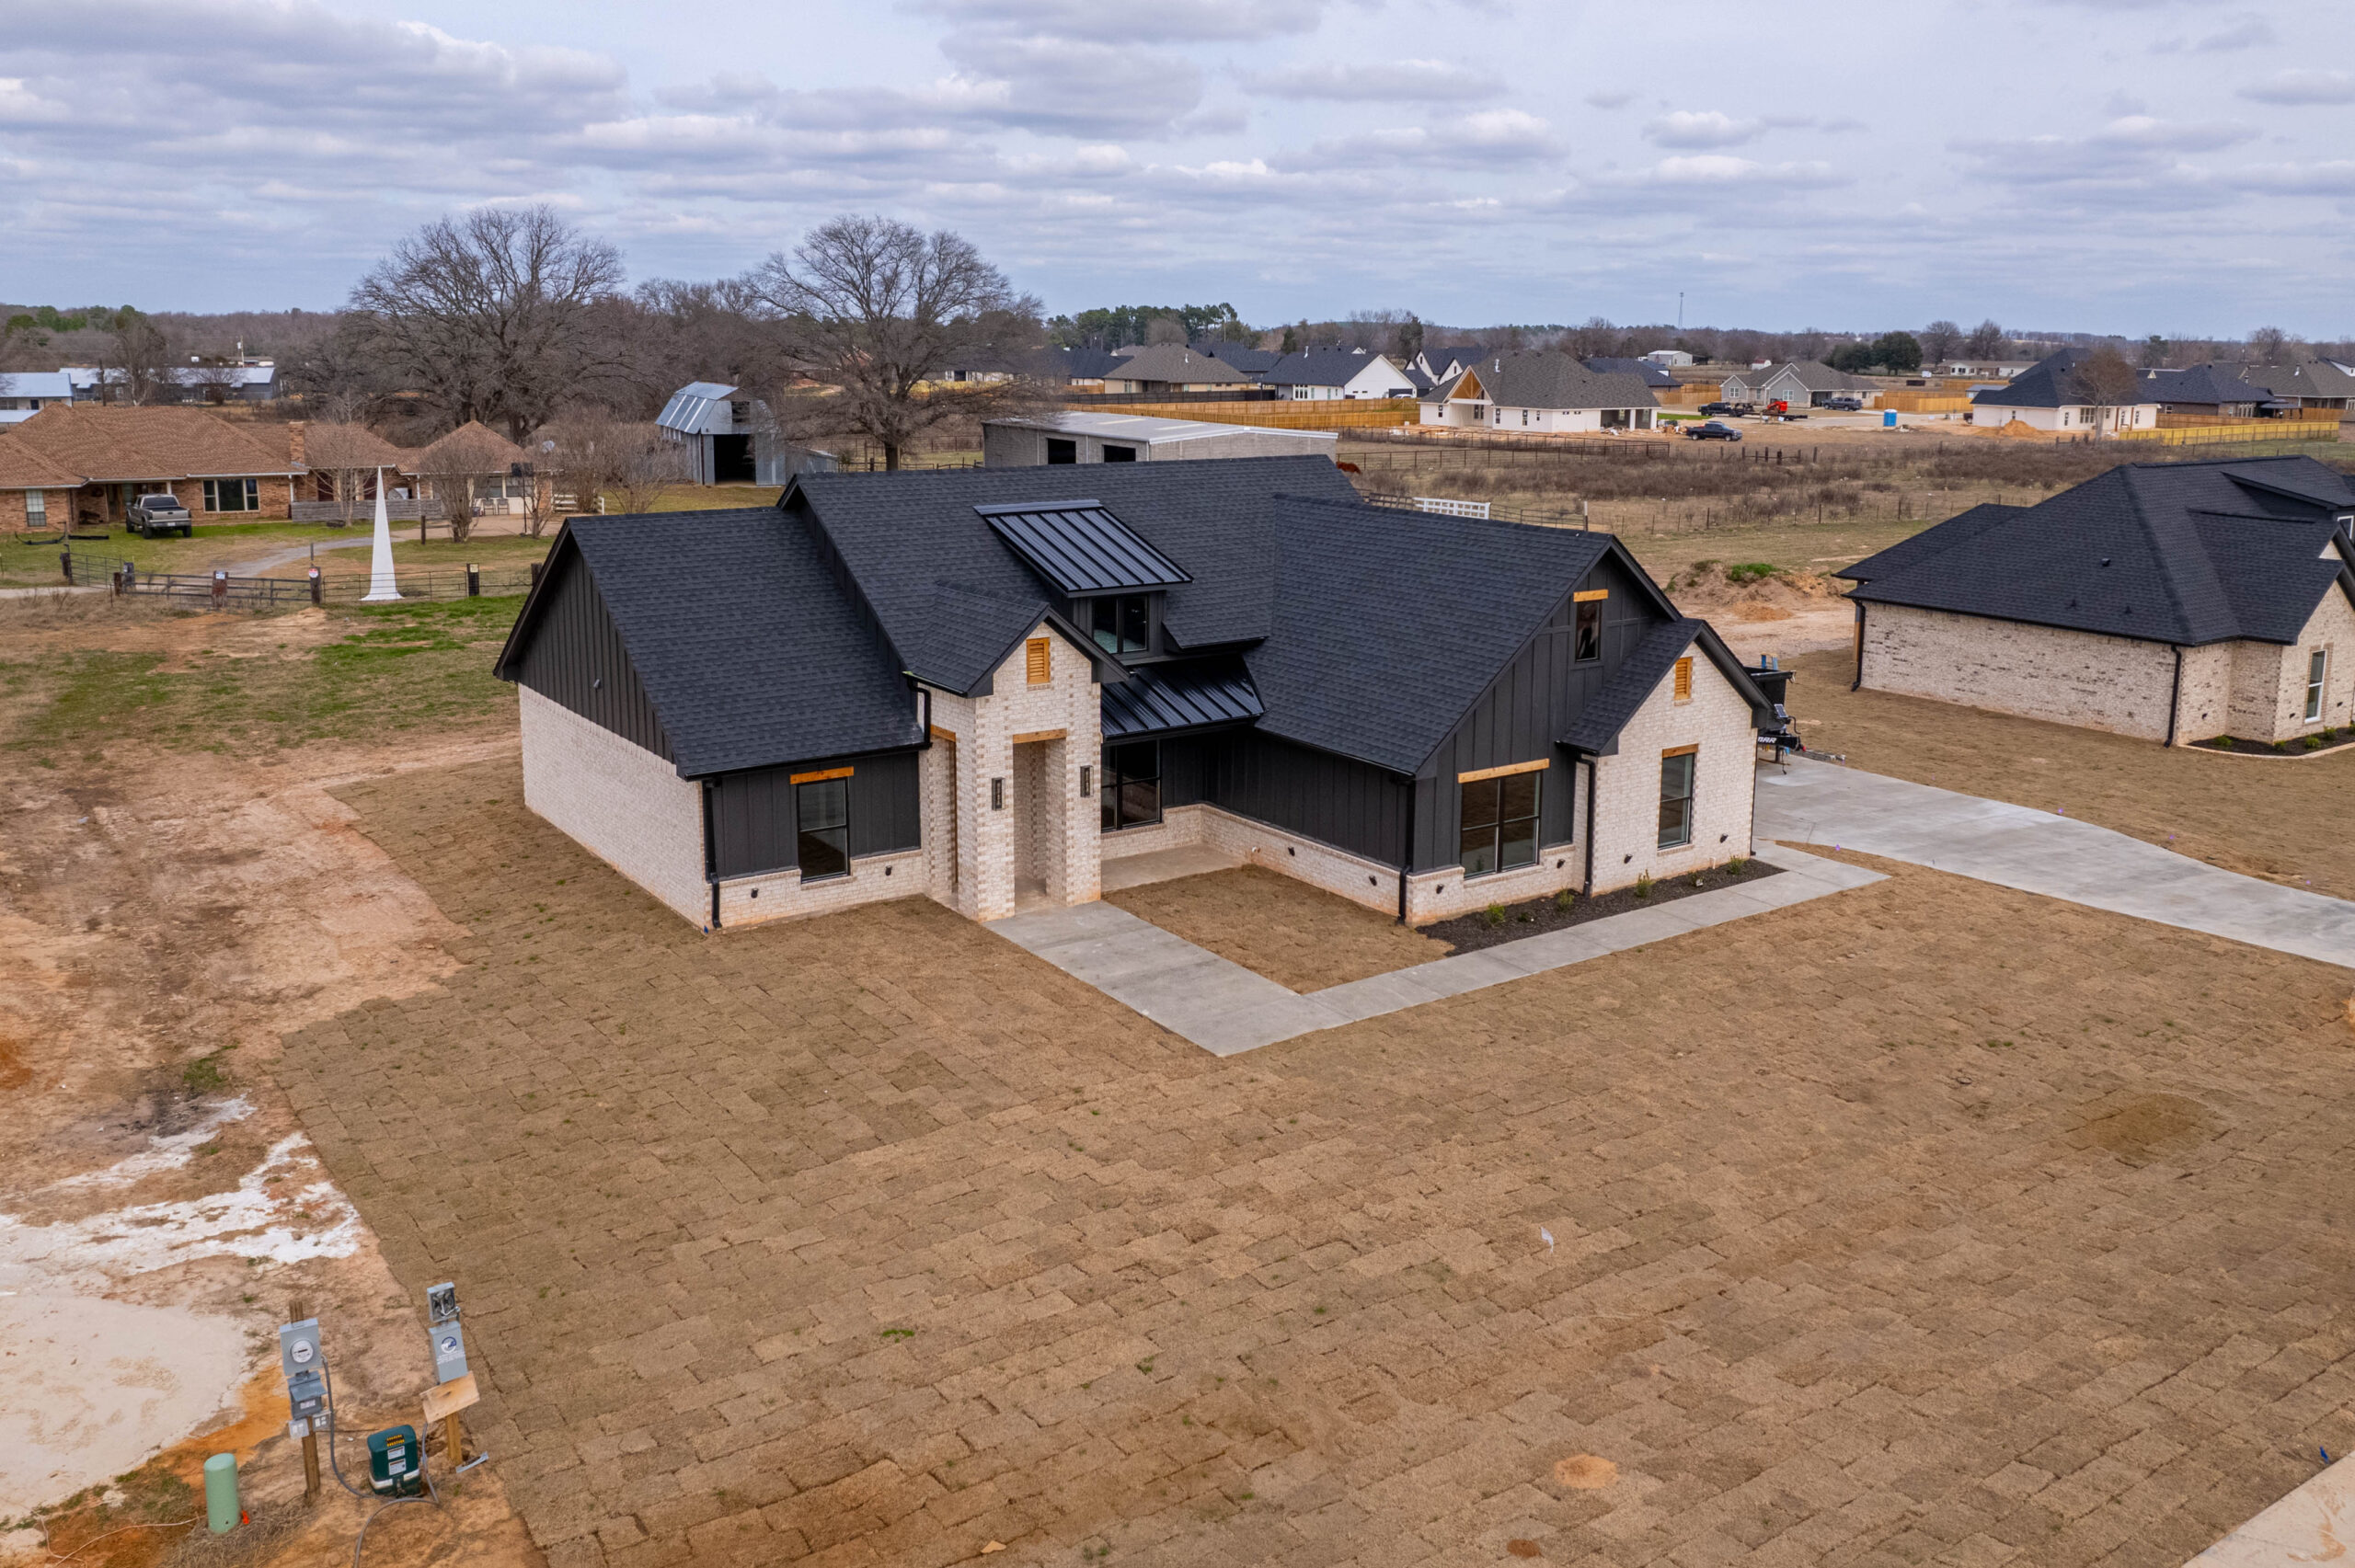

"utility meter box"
[278,1319,327,1422]
[425,1282,468,1384]
[368,1425,423,1496]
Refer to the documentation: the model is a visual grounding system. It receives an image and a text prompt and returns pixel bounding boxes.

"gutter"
[1582,756,1598,897]
[1850,600,1867,692]
[2165,646,2183,747]
[701,779,720,932]
[1396,780,1416,924]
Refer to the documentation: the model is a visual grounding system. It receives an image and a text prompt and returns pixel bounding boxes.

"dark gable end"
[498,531,674,761]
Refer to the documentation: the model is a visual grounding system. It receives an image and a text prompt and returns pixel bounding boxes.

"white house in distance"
[1968,349,2159,433]
[0,372,74,426]
[982,412,1339,466]
[1258,349,1419,400]
[1420,352,1660,433]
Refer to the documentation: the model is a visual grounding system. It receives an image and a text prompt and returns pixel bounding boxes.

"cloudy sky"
[6,0,2353,335]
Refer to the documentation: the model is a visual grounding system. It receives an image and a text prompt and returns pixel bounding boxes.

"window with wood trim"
[1574,597,1603,662]
[1025,636,1051,684]
[1672,657,1694,702]
[1659,749,1696,849]
[1460,772,1540,877]
[796,777,850,880]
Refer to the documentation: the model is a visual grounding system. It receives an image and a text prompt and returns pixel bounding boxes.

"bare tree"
[348,206,625,441]
[1143,315,1187,346]
[608,424,688,515]
[2065,347,2145,438]
[2246,326,2291,365]
[1919,320,1962,365]
[746,215,1046,470]
[101,309,177,404]
[540,415,685,517]
[1963,318,2006,361]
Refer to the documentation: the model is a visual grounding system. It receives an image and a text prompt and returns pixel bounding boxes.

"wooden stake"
[291,1295,321,1506]
[443,1410,465,1471]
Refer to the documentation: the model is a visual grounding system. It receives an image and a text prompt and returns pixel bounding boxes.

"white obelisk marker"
[361,465,401,602]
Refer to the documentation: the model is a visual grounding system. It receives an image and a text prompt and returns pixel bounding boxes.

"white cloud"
[2239,70,2355,105]
[1644,110,1760,149]
[904,0,1332,44]
[2197,17,2276,50]
[1648,155,1840,187]
[1245,59,1500,101]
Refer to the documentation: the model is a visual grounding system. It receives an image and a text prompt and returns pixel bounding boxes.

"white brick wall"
[1587,653,1757,895]
[2245,589,2355,738]
[924,624,1103,920]
[519,686,710,925]
[716,849,925,928]
[1862,603,2177,740]
[2176,643,2234,744]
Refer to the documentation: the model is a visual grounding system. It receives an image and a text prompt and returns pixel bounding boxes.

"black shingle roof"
[1430,351,1659,412]
[981,501,1191,594]
[1969,347,2154,410]
[1246,496,1615,773]
[531,508,922,777]
[1846,457,2355,647]
[2142,363,2265,407]
[791,456,1358,692]
[1584,356,1678,388]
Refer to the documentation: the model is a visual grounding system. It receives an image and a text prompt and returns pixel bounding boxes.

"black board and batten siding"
[510,550,673,761]
[706,753,922,879]
[1410,555,1660,872]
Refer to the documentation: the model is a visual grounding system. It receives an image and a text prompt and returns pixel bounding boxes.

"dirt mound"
[1665,559,1845,623]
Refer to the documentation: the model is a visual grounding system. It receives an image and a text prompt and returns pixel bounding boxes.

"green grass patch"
[0,595,523,756]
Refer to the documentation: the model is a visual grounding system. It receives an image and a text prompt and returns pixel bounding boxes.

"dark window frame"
[1100,443,1139,462]
[202,477,258,513]
[1100,741,1162,831]
[1459,769,1541,878]
[1573,598,1603,662]
[1045,438,1077,464]
[796,776,851,881]
[1658,750,1696,849]
[1088,593,1151,656]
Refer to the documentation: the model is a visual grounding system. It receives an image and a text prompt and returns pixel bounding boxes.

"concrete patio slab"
[2187,1452,2351,1563]
[1097,842,1245,892]
[991,843,1882,1054]
[1758,757,2355,970]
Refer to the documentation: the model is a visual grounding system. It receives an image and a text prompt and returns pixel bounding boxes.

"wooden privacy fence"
[2114,420,2340,447]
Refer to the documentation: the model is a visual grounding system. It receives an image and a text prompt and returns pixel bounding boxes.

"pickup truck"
[127,493,194,537]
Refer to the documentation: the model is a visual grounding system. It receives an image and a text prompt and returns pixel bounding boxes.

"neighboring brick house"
[1096,346,1257,395]
[1842,455,2355,745]
[494,458,1773,932]
[1,404,304,527]
[0,441,83,532]
[412,420,547,519]
[1419,352,1661,433]
[2238,359,2355,415]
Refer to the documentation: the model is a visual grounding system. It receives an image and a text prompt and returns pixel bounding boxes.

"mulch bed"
[1424,856,1784,953]
[2192,730,2355,759]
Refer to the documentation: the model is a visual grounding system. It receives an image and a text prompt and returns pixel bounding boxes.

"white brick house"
[495,459,1775,932]
[1843,455,2355,745]
[1420,351,1660,434]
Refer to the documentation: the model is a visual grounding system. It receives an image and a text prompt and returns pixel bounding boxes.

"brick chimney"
[286,419,305,468]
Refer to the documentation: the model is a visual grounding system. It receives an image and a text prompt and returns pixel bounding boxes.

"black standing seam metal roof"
[1844,457,2355,647]
[980,501,1192,594]
[1099,658,1262,738]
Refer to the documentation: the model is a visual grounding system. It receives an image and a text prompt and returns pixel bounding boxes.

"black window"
[797,777,850,879]
[1101,742,1161,831]
[1659,751,1695,849]
[1460,771,1540,877]
[1090,594,1149,655]
[1574,598,1602,662]
[1101,444,1138,462]
[1046,438,1077,464]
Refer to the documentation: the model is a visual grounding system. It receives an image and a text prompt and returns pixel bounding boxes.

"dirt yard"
[260,756,2355,1568]
[1105,864,1448,990]
[1782,648,2355,900]
[0,593,538,1568]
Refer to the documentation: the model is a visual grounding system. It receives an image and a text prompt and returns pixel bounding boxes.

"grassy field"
[0,594,522,761]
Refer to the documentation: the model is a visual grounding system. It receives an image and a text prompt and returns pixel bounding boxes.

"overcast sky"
[6,0,2353,336]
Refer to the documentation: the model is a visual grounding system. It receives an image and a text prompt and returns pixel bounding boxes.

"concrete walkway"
[990,844,1884,1056]
[1756,758,2355,970]
[2186,1451,2352,1563]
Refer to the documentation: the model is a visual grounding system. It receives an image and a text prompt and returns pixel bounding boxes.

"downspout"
[701,778,720,931]
[1396,778,1417,924]
[1582,757,1599,896]
[2165,646,2183,747]
[1850,600,1867,692]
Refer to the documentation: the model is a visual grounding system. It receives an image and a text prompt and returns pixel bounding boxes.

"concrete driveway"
[1756,757,2355,969]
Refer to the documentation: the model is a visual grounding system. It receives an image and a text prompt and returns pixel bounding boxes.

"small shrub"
[1553,887,1576,912]
[2208,736,2234,750]
[1482,902,1506,928]
[1726,854,1747,874]
[2306,734,2326,750]
[1633,872,1653,898]
[2271,738,2289,752]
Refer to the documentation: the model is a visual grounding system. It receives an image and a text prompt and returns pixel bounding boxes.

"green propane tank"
[367,1425,423,1496]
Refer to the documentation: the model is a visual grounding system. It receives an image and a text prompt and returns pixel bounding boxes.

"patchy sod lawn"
[275,758,2355,1568]
[1783,648,2355,900]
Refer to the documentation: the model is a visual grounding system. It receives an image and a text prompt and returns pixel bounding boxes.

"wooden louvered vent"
[1026,637,1051,684]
